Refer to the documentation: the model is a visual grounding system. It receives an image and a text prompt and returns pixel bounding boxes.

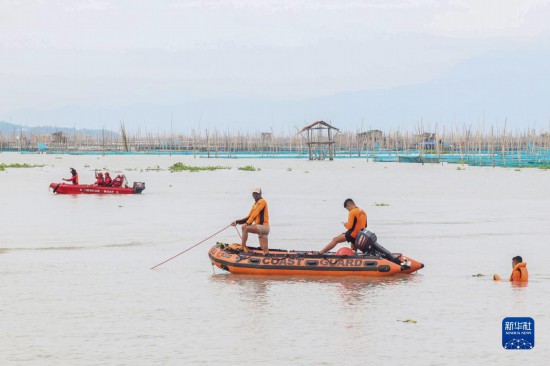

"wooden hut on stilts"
[298,120,340,160]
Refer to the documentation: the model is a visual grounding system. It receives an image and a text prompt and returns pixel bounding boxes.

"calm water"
[1,152,549,365]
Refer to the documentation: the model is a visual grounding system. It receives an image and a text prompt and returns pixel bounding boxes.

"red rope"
[150,224,231,269]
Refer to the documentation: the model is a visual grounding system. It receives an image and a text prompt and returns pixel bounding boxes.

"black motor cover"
[355,229,377,254]
[356,229,400,264]
[132,182,146,194]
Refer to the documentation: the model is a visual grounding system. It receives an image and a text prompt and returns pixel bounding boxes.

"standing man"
[320,198,367,254]
[231,187,270,255]
[62,168,79,185]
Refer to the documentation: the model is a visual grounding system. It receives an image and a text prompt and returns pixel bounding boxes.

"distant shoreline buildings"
[1,120,548,168]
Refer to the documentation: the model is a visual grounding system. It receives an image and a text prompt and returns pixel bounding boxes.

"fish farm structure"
[1,122,549,168]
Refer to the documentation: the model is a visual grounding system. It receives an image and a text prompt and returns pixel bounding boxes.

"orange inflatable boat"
[209,243,424,276]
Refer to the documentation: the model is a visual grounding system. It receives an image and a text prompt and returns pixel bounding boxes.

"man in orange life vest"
[494,255,528,282]
[510,255,528,282]
[231,187,270,255]
[320,198,367,254]
[62,168,78,185]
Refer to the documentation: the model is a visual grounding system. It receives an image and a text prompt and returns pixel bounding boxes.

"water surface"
[1,153,549,365]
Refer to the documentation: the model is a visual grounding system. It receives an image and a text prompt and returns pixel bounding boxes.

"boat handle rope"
[270,255,288,264]
[325,258,342,265]
[236,254,252,261]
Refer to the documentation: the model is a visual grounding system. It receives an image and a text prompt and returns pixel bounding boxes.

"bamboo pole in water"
[1,123,549,166]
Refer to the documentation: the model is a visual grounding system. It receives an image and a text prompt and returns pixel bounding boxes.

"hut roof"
[299,120,340,133]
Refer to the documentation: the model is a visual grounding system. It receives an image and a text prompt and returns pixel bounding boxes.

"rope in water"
[150,224,231,269]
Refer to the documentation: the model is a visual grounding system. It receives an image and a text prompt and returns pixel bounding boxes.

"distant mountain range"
[2,49,549,132]
[0,121,117,136]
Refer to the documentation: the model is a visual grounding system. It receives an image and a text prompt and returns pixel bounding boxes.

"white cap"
[252,187,261,194]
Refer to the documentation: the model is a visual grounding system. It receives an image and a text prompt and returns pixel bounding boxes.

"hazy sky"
[1,0,549,129]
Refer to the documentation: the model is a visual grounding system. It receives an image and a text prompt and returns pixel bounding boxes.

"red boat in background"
[49,182,145,194]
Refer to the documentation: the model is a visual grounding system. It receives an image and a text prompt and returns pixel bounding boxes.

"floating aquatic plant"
[146,165,164,171]
[0,163,45,169]
[169,162,230,172]
[238,165,259,171]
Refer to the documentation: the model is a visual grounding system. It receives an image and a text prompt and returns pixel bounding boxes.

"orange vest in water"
[510,262,528,282]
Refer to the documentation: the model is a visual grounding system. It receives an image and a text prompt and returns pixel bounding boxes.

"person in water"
[62,168,79,185]
[319,198,367,254]
[104,172,113,186]
[494,256,528,282]
[510,256,528,281]
[94,172,105,186]
[231,187,270,255]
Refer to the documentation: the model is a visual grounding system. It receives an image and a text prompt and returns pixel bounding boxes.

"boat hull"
[209,243,424,276]
[49,183,143,194]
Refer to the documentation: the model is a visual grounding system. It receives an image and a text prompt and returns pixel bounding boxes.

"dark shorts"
[344,231,356,243]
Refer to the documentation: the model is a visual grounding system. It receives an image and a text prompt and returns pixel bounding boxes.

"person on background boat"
[112,174,123,187]
[231,187,270,255]
[494,256,528,282]
[104,172,112,186]
[319,198,366,254]
[94,172,105,186]
[62,168,79,185]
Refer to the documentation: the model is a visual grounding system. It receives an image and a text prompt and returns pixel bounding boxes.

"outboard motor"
[355,229,401,265]
[132,182,146,194]
[355,229,378,254]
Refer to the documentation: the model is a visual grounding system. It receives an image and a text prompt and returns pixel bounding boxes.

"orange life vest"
[237,198,269,226]
[509,262,528,282]
[345,207,367,238]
